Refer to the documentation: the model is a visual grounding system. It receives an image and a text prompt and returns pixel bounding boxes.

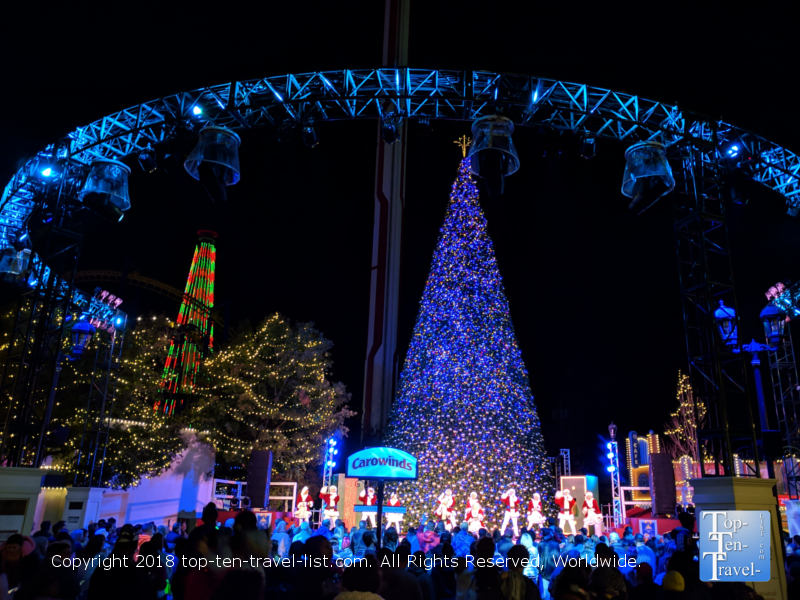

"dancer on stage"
[555,488,577,535]
[582,491,603,536]
[526,492,545,531]
[386,492,403,530]
[500,488,522,538]
[435,489,458,531]
[465,492,485,534]
[319,485,339,529]
[359,486,378,528]
[294,486,313,524]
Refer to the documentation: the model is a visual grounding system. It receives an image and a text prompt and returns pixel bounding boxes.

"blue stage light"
[274,91,283,102]
[329,439,336,446]
[607,452,613,459]
[607,442,612,449]
[728,145,739,157]
[41,167,53,177]
[115,318,122,325]
[192,106,202,116]
[533,91,538,103]
[607,465,615,472]
[19,233,28,241]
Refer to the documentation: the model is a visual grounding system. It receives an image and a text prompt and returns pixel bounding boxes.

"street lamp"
[714,301,738,348]
[760,305,787,346]
[70,320,96,356]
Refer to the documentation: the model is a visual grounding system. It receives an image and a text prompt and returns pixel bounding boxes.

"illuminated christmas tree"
[384,156,553,527]
[160,230,217,414]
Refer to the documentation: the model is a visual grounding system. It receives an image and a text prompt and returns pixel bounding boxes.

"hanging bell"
[468,115,520,198]
[621,141,675,213]
[184,126,241,202]
[80,159,132,221]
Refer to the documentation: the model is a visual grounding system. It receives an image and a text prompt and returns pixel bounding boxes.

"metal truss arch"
[2,69,799,249]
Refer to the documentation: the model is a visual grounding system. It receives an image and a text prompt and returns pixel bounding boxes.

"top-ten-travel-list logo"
[698,510,770,582]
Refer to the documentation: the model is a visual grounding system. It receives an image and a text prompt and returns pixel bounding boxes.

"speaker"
[248,450,273,509]
[649,454,676,516]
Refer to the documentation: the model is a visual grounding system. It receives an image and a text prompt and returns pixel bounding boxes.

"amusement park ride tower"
[158,230,217,415]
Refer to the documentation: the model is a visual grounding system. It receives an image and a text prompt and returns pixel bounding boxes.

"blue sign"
[639,520,658,537]
[346,447,418,481]
[699,510,770,582]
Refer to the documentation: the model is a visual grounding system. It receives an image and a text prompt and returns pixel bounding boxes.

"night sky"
[2,1,799,484]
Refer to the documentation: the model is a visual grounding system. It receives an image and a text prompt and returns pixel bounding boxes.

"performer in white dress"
[500,488,522,538]
[555,488,577,535]
[386,492,404,530]
[526,492,545,530]
[582,491,603,536]
[435,489,458,531]
[319,485,339,528]
[465,492,485,534]
[294,486,313,524]
[359,486,378,528]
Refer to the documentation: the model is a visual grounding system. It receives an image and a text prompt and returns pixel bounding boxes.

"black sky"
[1,1,799,481]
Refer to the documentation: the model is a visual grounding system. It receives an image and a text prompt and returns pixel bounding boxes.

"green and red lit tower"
[159,230,217,414]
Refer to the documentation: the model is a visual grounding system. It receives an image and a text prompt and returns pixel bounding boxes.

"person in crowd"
[293,521,312,544]
[589,543,627,598]
[431,542,457,600]
[630,562,660,600]
[336,557,382,600]
[453,522,474,558]
[518,533,539,582]
[496,529,515,561]
[408,550,436,600]
[362,531,377,557]
[672,512,697,557]
[378,544,423,600]
[32,522,51,541]
[351,521,369,557]
[383,526,399,552]
[210,570,265,600]
[165,522,182,550]
[418,521,440,555]
[88,529,152,600]
[0,533,34,595]
[138,540,168,599]
[406,526,421,554]
[504,544,542,600]
[77,534,107,592]
[271,519,292,559]
[70,529,86,556]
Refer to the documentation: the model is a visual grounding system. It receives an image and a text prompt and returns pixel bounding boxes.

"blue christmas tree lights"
[384,157,553,527]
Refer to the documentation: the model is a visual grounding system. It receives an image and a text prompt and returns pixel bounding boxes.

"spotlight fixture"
[137,144,158,173]
[184,126,242,203]
[579,135,596,160]
[621,141,675,213]
[80,159,132,221]
[381,112,404,145]
[192,105,203,116]
[467,115,520,198]
[302,122,320,148]
[277,120,296,143]
[12,230,29,252]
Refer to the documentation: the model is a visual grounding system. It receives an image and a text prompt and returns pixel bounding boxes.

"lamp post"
[713,301,787,479]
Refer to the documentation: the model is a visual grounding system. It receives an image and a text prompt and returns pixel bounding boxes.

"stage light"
[608,422,617,440]
[334,449,338,455]
[579,135,596,160]
[71,320,96,356]
[329,439,336,446]
[468,115,520,198]
[621,141,675,213]
[277,121,296,143]
[607,443,612,449]
[41,167,53,177]
[12,230,29,252]
[714,300,738,348]
[381,112,404,145]
[728,145,739,157]
[607,465,615,472]
[303,123,320,148]
[137,144,158,173]
[606,452,613,459]
[115,317,123,325]
[192,106,202,116]
[184,126,241,203]
[80,159,132,221]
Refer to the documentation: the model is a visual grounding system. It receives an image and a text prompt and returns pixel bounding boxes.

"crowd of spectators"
[0,505,789,599]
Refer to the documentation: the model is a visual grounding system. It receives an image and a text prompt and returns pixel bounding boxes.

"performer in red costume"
[435,489,458,531]
[319,485,339,529]
[526,492,544,531]
[500,488,522,537]
[359,486,378,528]
[294,486,313,524]
[582,491,603,535]
[386,492,403,529]
[555,488,577,535]
[464,492,485,534]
